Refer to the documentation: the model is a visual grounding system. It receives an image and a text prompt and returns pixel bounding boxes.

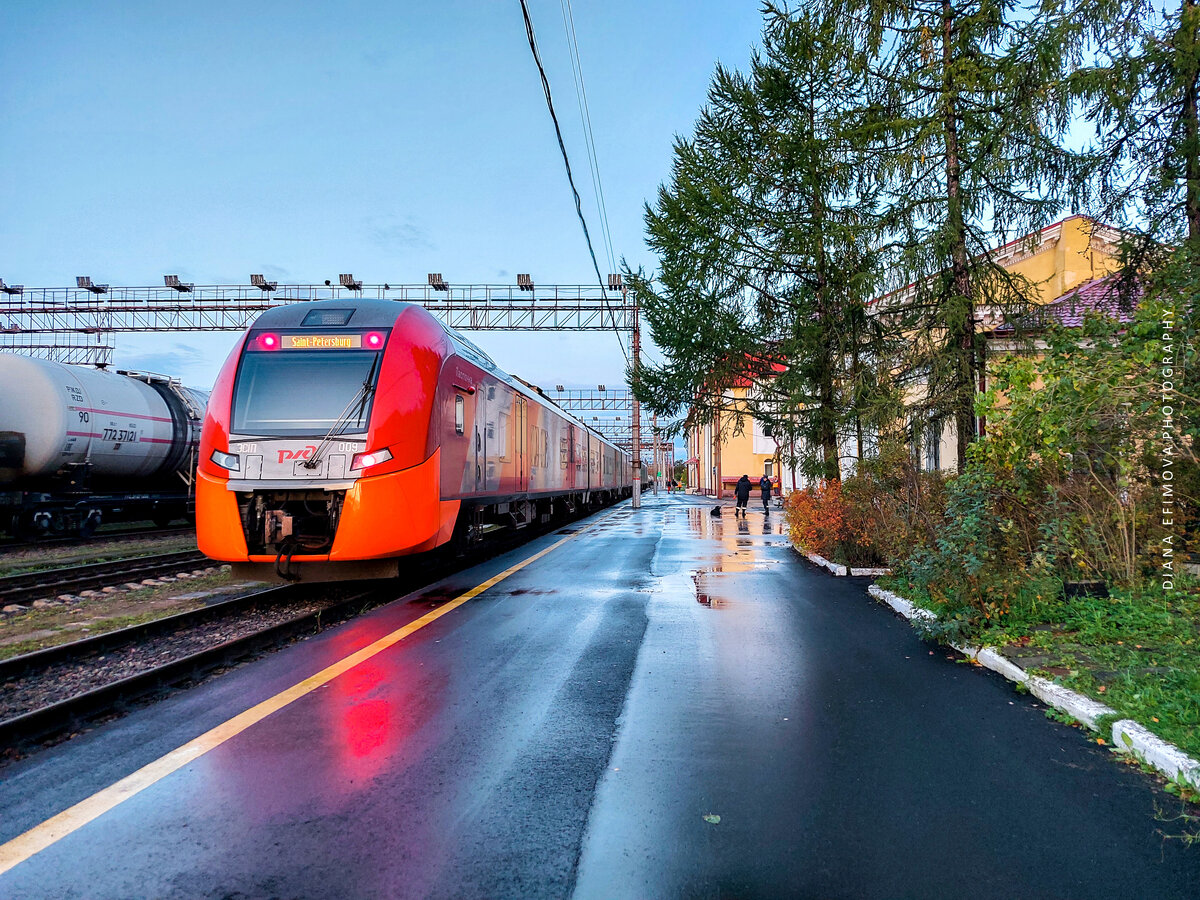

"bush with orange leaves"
[784,445,947,567]
[783,479,847,560]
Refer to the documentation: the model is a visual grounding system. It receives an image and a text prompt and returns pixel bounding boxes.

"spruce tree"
[629,6,885,482]
[835,0,1091,467]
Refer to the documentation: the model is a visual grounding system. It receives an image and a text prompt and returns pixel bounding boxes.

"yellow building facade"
[686,215,1126,494]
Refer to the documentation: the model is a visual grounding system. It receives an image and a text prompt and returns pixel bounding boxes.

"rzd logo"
[277,445,317,463]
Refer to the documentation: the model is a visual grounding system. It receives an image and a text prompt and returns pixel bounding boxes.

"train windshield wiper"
[302,354,380,470]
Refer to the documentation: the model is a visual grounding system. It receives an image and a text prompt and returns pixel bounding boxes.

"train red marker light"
[350,448,393,471]
[257,333,280,351]
[365,331,385,349]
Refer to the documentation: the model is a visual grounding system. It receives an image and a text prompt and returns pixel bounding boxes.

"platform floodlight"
[76,276,108,294]
[555,384,564,392]
[597,384,606,392]
[607,273,623,290]
[428,273,449,291]
[250,274,278,292]
[164,275,193,292]
[0,279,23,296]
[517,273,534,292]
[339,273,363,291]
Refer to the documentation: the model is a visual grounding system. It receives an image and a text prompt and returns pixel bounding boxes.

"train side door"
[474,391,482,494]
[567,424,576,489]
[517,397,527,493]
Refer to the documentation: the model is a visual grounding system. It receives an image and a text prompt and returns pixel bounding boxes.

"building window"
[924,421,941,471]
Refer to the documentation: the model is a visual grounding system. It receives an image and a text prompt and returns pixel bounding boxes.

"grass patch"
[0,535,199,577]
[0,571,257,661]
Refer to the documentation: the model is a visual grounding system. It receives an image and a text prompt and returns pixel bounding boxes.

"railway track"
[0,550,210,604]
[0,506,607,755]
[0,584,382,748]
[0,526,195,555]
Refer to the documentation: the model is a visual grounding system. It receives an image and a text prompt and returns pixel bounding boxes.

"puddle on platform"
[684,505,786,538]
[692,572,731,608]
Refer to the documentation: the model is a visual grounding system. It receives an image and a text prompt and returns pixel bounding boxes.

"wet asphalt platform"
[0,494,1197,898]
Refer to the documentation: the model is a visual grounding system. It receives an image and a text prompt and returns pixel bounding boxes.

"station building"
[685,215,1128,497]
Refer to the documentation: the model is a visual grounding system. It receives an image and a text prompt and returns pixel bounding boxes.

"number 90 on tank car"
[197,299,636,582]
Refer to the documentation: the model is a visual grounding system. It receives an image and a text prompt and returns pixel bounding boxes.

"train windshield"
[231,350,382,436]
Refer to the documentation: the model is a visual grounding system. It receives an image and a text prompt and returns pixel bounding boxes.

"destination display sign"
[282,334,362,350]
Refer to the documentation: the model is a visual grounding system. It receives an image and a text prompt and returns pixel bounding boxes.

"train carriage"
[0,354,208,537]
[197,298,636,581]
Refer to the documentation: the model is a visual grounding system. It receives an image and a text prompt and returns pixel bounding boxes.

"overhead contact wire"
[558,0,612,272]
[560,0,617,274]
[517,0,628,364]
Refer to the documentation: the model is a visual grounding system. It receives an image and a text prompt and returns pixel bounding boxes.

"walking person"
[759,474,773,514]
[734,474,752,517]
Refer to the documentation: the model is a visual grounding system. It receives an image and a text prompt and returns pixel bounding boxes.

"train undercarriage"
[231,486,633,584]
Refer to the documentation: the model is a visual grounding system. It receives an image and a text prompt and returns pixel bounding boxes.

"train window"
[560,437,568,469]
[497,412,509,459]
[455,395,464,434]
[231,350,380,436]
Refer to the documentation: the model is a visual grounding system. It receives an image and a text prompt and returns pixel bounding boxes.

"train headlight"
[210,449,241,471]
[350,448,393,471]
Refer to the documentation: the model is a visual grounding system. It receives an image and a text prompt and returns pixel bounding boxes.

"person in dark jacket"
[759,474,773,513]
[734,474,752,516]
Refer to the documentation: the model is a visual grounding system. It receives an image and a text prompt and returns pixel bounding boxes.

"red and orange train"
[197,299,637,581]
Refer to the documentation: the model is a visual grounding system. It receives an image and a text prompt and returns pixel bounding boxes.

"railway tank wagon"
[197,298,634,582]
[0,354,209,536]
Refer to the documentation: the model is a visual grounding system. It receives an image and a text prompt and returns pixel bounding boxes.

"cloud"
[120,342,210,379]
[364,216,434,252]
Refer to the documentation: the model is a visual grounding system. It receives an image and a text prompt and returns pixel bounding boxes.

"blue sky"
[1,0,765,401]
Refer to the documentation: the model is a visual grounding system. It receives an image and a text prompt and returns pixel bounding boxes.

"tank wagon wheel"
[13,510,50,542]
[78,511,102,539]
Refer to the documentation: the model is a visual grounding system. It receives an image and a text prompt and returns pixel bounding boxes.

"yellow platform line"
[0,512,615,877]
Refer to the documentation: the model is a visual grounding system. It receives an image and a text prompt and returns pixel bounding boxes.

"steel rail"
[0,550,208,603]
[0,585,378,748]
[0,526,195,555]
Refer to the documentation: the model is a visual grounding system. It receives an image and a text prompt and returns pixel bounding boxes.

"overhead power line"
[559,0,617,275]
[517,0,628,364]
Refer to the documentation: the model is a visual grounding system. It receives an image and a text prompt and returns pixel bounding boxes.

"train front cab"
[197,303,458,581]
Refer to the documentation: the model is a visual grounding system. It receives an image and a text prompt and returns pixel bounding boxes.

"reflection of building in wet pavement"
[671,496,789,609]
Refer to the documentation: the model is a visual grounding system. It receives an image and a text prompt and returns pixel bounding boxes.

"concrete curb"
[850,566,892,577]
[865,584,1200,792]
[802,552,847,577]
[791,545,890,578]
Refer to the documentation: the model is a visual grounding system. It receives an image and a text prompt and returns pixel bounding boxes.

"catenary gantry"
[0,280,665,497]
[0,282,635,364]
